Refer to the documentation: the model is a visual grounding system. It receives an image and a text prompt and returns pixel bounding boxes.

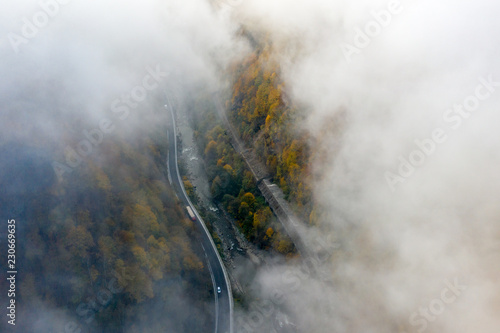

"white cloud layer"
[233,0,500,332]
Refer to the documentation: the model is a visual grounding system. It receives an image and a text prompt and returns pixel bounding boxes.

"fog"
[2,0,500,332]
[0,0,246,147]
[230,0,500,332]
[1,1,243,332]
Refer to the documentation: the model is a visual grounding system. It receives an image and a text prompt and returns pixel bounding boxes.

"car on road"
[217,286,221,294]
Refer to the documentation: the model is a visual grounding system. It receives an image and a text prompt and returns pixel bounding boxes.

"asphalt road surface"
[164,95,233,333]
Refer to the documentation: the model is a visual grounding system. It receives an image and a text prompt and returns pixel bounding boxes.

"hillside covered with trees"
[182,36,323,259]
[228,42,315,224]
[0,124,213,332]
[188,91,297,256]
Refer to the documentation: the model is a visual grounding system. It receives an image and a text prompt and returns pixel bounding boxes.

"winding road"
[164,93,233,333]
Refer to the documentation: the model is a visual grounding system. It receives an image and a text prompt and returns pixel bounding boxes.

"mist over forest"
[1,0,500,332]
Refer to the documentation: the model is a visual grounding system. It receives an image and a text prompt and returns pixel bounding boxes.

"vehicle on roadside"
[186,206,196,221]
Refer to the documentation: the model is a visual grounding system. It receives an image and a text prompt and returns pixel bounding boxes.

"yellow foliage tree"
[266,227,274,238]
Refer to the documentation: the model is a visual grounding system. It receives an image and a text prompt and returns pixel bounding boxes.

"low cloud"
[4,0,500,332]
[231,0,500,332]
